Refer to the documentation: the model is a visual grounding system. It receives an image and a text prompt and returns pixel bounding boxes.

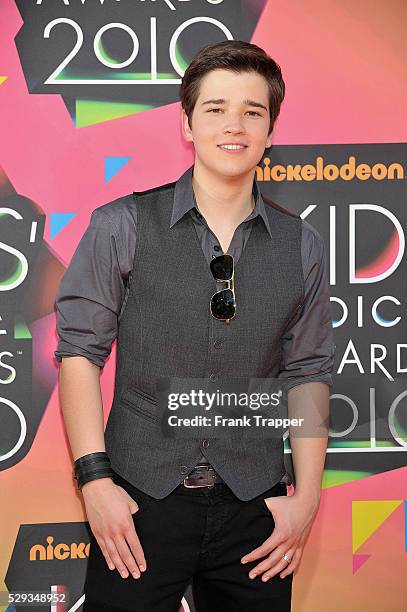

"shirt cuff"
[54,349,104,369]
[279,372,333,393]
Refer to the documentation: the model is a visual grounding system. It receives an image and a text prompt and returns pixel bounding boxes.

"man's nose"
[223,120,245,133]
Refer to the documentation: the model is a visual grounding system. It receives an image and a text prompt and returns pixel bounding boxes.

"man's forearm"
[287,381,330,502]
[59,356,106,461]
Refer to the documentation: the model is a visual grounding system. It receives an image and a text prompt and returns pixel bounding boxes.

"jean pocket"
[259,495,273,517]
[111,470,154,513]
[259,482,287,516]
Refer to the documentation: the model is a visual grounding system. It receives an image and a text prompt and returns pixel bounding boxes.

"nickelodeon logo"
[256,156,404,182]
[29,535,90,560]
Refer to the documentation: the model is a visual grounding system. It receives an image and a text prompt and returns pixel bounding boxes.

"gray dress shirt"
[54,164,335,471]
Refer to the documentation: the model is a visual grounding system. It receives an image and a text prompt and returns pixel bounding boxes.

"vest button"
[209,373,218,382]
[202,439,210,448]
[180,465,189,474]
[213,339,223,349]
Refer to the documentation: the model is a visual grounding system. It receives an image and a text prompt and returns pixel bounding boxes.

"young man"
[55,40,335,612]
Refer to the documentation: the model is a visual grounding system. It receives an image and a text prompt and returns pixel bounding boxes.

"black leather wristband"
[74,451,109,468]
[73,452,114,491]
[76,467,115,490]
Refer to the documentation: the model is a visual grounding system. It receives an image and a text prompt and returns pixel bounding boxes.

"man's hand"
[81,477,147,580]
[240,491,320,580]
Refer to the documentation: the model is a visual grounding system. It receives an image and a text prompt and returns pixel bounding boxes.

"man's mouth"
[218,144,248,152]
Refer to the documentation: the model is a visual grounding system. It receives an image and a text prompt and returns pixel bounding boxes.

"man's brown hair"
[180,40,285,137]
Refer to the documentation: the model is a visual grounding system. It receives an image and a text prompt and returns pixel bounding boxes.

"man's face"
[182,68,273,178]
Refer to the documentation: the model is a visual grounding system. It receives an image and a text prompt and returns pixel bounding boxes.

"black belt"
[183,464,224,488]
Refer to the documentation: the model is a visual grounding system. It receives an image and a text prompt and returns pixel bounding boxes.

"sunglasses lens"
[210,254,233,280]
[211,289,236,319]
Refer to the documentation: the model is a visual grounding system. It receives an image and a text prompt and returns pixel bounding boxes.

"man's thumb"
[128,496,139,514]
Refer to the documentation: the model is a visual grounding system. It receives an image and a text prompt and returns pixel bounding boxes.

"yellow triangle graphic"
[352,500,402,553]
[0,77,8,86]
[75,99,153,128]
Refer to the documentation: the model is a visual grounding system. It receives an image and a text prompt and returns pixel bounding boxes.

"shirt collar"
[170,164,272,238]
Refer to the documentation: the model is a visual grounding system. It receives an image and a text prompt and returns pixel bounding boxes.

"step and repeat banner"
[1,0,406,610]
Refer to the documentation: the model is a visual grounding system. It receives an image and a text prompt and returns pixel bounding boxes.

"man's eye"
[207,109,261,116]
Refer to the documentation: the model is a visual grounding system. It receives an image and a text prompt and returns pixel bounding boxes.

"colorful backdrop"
[1,1,406,610]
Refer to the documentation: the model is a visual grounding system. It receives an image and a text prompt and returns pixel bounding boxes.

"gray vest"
[104,181,303,500]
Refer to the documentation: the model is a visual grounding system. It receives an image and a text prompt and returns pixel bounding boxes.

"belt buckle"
[183,465,215,489]
[183,478,214,489]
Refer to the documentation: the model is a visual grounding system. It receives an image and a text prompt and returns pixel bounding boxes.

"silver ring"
[282,553,291,564]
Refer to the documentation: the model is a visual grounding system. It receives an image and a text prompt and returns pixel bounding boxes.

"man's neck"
[191,161,255,229]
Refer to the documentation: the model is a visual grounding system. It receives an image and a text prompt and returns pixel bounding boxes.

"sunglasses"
[209,254,236,322]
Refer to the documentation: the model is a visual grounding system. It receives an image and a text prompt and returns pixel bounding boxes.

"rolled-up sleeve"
[54,208,127,369]
[277,219,336,391]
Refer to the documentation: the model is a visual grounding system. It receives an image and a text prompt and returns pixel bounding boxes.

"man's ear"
[181,109,193,143]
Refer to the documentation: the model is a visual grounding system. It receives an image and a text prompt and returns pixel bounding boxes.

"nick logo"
[30,535,90,561]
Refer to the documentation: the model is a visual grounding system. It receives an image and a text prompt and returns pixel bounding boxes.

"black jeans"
[82,469,293,612]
